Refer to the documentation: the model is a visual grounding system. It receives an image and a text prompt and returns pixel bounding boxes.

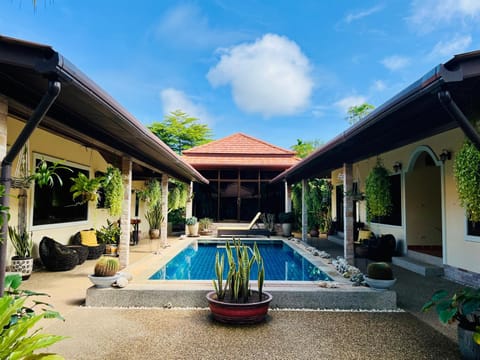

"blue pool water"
[149,240,332,281]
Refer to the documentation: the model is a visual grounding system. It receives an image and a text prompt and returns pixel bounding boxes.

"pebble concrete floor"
[24,236,463,359]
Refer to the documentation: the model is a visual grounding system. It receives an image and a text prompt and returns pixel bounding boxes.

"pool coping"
[86,237,397,310]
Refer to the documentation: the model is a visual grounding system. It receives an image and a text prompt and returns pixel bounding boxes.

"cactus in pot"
[94,256,120,277]
[367,262,394,280]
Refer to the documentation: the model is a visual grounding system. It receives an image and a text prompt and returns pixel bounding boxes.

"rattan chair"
[39,237,79,271]
[71,231,105,259]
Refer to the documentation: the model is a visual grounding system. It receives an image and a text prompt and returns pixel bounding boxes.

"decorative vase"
[206,290,273,325]
[188,223,199,237]
[105,244,118,256]
[10,256,33,280]
[88,274,120,288]
[149,229,160,239]
[281,223,292,237]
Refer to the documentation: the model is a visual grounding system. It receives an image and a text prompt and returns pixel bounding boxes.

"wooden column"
[119,157,132,268]
[161,174,168,248]
[343,163,354,264]
[301,178,308,241]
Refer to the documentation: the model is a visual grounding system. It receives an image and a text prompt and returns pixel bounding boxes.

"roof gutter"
[437,90,480,149]
[0,79,61,296]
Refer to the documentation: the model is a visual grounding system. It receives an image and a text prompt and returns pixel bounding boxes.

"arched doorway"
[405,146,443,262]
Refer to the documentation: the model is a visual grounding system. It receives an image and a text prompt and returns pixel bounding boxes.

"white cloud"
[207,33,313,117]
[381,55,411,71]
[344,5,383,23]
[371,80,387,92]
[155,3,247,48]
[408,0,480,33]
[428,35,472,59]
[160,88,213,125]
[334,96,367,114]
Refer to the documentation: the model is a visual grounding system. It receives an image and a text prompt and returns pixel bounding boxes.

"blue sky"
[1,1,480,149]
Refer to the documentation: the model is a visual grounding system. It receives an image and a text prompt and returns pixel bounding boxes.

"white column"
[284,180,292,212]
[119,157,132,268]
[343,163,354,264]
[161,174,169,248]
[301,179,308,241]
[185,181,193,235]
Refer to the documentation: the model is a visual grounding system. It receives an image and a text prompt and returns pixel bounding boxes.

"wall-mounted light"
[439,149,451,162]
[393,161,402,173]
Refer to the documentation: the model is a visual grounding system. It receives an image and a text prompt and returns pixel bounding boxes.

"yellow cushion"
[80,230,98,247]
[358,230,372,242]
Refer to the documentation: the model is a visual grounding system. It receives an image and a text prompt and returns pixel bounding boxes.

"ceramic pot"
[10,256,33,280]
[88,274,120,288]
[364,276,397,290]
[206,290,273,324]
[149,229,160,239]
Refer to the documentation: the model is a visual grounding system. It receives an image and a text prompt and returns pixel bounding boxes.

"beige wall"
[6,116,116,260]
[330,127,480,274]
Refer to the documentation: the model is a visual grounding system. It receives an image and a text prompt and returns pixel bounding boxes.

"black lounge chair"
[71,230,105,259]
[39,236,79,271]
[217,212,271,238]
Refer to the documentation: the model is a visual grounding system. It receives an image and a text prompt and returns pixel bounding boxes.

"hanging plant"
[365,159,392,222]
[27,158,72,188]
[70,172,105,205]
[103,166,124,217]
[453,140,480,222]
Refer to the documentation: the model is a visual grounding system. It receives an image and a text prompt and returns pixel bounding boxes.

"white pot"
[11,257,33,280]
[281,223,292,237]
[88,274,120,288]
[364,276,397,290]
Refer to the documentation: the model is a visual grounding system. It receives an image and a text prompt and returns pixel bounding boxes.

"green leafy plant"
[212,239,265,303]
[1,273,66,359]
[8,226,33,258]
[27,158,72,188]
[198,217,212,231]
[365,159,392,222]
[103,166,124,217]
[185,216,197,225]
[96,219,121,245]
[70,172,105,205]
[0,184,10,244]
[422,287,480,345]
[145,202,163,229]
[454,140,480,222]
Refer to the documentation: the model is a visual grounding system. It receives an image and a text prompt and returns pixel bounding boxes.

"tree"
[346,103,375,125]
[290,139,323,158]
[148,110,213,154]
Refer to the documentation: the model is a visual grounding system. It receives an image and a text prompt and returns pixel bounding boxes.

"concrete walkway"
[18,236,463,359]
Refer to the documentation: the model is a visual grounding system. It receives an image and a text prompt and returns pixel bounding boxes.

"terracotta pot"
[206,290,273,325]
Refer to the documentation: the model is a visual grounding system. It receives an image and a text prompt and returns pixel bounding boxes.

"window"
[32,156,89,226]
[371,174,402,226]
[467,221,480,237]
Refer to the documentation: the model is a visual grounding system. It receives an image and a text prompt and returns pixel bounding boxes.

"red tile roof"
[182,133,299,169]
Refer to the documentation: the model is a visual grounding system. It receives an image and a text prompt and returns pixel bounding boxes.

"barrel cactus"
[367,262,393,280]
[94,256,120,277]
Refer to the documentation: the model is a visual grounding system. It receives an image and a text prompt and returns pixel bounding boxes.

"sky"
[1,1,480,150]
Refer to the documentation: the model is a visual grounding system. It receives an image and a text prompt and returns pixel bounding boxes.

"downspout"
[0,80,61,295]
[438,90,480,150]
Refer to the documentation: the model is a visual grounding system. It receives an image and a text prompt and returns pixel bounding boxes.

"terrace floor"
[20,234,464,359]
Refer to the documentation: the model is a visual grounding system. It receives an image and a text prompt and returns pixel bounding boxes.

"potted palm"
[206,239,272,324]
[186,216,198,237]
[145,202,163,239]
[422,288,480,359]
[198,217,213,236]
[8,226,33,280]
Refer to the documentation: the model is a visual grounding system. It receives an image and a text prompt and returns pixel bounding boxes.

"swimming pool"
[149,240,332,281]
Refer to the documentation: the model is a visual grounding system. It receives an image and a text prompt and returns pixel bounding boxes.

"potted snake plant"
[206,239,273,324]
[8,226,34,280]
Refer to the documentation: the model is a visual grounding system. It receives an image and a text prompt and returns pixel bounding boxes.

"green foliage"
[422,287,480,345]
[145,202,163,229]
[198,217,212,231]
[185,216,197,225]
[290,139,323,158]
[0,184,9,244]
[168,179,189,212]
[94,256,120,277]
[8,226,33,258]
[148,110,213,155]
[278,212,293,223]
[346,103,375,125]
[291,178,331,231]
[1,273,66,359]
[453,140,480,222]
[70,172,104,205]
[103,166,124,217]
[365,159,392,222]
[28,159,72,188]
[212,240,265,303]
[96,220,121,245]
[367,262,394,280]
